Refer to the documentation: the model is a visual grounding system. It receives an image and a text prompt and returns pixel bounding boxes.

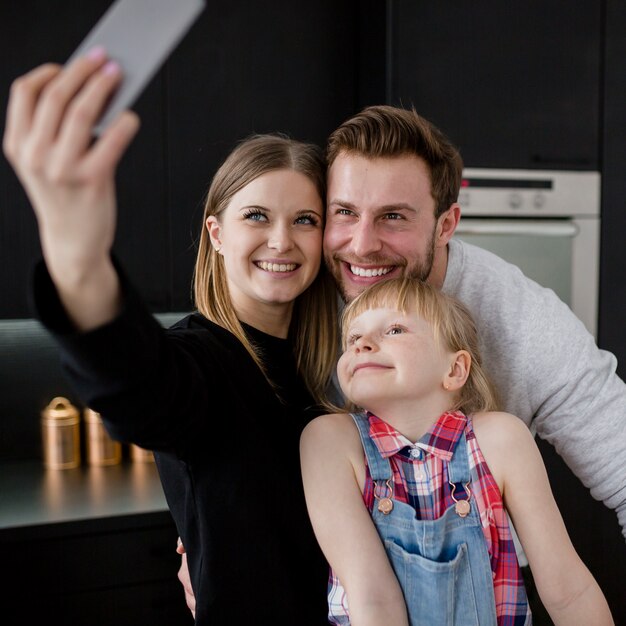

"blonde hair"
[326,105,463,218]
[193,134,338,404]
[339,277,499,415]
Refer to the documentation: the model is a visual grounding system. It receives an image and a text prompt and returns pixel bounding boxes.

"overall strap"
[447,428,471,495]
[350,412,392,482]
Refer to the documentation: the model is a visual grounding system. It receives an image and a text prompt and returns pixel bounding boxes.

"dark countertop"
[0,459,169,534]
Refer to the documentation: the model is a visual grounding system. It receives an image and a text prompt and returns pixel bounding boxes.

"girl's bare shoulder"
[301,412,362,452]
[471,410,532,445]
[470,411,536,487]
[300,412,367,482]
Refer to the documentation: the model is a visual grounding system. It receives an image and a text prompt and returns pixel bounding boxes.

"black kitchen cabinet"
[388,0,602,170]
[600,0,626,374]
[0,459,192,626]
[2,513,191,626]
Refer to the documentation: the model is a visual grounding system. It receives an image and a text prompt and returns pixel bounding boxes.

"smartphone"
[67,0,206,135]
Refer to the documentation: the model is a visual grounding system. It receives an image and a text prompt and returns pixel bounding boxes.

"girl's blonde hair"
[193,133,338,404]
[340,277,499,415]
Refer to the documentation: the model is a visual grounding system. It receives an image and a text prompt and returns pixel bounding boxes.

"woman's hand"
[3,49,141,329]
[176,538,196,619]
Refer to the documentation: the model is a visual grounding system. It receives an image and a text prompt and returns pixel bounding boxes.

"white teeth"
[350,265,393,278]
[257,261,297,272]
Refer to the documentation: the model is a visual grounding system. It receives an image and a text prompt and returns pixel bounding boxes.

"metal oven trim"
[456,168,601,337]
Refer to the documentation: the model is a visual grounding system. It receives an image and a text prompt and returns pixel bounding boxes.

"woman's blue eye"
[295,214,319,226]
[243,210,267,222]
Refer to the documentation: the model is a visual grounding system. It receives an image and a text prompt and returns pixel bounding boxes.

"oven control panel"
[458,168,600,217]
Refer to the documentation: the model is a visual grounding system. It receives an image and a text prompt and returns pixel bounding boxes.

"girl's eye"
[242,209,268,222]
[347,333,361,346]
[295,214,320,226]
[387,325,405,335]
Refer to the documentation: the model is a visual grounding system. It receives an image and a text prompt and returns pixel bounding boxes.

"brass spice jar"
[84,408,122,466]
[130,443,155,463]
[41,396,81,469]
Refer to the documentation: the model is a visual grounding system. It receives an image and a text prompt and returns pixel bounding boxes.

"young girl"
[300,277,613,626]
[3,54,338,624]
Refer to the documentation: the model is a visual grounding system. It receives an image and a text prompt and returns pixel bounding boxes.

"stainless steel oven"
[454,168,601,337]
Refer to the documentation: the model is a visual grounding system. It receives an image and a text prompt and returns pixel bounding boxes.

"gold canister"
[41,396,81,469]
[84,408,122,466]
[130,444,155,463]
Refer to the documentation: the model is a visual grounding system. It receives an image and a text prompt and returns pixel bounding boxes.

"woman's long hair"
[193,134,338,404]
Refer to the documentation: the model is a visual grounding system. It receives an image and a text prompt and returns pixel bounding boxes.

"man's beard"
[325,228,437,303]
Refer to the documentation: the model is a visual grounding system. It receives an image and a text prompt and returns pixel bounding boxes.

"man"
[178,104,626,615]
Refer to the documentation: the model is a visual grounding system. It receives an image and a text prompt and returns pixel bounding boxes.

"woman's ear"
[206,216,222,253]
[443,350,471,391]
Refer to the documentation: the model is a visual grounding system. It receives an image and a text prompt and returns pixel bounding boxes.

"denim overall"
[352,412,498,626]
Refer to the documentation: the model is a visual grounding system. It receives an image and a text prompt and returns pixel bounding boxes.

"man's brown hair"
[326,105,463,217]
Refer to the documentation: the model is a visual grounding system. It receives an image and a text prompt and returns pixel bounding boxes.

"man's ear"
[436,204,461,247]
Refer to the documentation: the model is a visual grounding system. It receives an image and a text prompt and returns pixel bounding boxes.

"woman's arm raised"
[3,52,140,331]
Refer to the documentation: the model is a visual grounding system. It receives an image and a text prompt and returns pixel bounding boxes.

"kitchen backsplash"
[0,313,186,462]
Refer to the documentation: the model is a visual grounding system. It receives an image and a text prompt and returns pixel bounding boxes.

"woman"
[3,51,337,624]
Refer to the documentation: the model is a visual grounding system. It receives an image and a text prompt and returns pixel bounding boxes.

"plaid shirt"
[328,410,531,625]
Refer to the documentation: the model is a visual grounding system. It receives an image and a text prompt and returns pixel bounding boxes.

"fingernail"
[103,61,121,76]
[86,45,106,61]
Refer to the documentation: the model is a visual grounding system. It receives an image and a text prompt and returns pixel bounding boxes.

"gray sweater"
[443,238,626,538]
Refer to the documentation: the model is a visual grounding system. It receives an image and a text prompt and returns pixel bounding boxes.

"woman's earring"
[443,382,450,391]
[214,244,221,253]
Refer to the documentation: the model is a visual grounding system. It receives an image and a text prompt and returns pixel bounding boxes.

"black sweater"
[33,261,329,625]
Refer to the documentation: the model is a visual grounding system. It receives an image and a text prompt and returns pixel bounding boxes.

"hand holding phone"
[67,0,205,134]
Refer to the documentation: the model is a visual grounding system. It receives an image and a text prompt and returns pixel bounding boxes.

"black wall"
[389,0,601,170]
[601,0,626,376]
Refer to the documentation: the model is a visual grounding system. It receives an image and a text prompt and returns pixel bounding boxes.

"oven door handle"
[456,219,579,237]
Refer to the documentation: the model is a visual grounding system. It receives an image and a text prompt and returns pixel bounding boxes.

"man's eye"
[337,208,354,216]
[383,213,403,220]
